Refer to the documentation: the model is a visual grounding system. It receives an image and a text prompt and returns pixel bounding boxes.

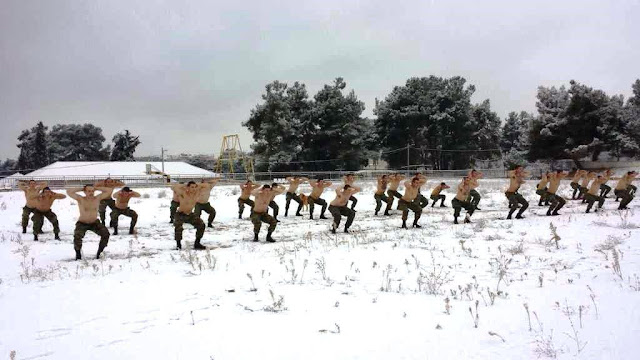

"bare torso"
[401,181,420,202]
[115,192,136,209]
[588,178,605,195]
[22,187,42,208]
[375,178,388,195]
[76,196,102,223]
[287,179,303,193]
[431,184,443,196]
[506,171,525,192]
[547,174,566,194]
[537,174,549,190]
[34,193,61,212]
[197,183,214,204]
[310,183,330,198]
[239,184,257,200]
[389,176,403,191]
[331,188,358,206]
[455,183,471,201]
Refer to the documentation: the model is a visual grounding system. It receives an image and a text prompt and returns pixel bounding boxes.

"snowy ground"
[1,180,639,360]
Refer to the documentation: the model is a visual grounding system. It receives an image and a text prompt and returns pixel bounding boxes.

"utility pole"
[161,147,168,173]
[406,144,410,171]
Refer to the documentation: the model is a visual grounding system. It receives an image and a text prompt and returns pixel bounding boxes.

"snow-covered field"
[1,180,639,360]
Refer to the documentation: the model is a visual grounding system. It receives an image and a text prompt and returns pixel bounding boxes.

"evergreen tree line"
[245,77,640,171]
[1,123,141,174]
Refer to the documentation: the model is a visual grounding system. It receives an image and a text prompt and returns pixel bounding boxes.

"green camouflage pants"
[285,192,302,216]
[174,211,205,242]
[170,200,179,222]
[308,196,327,218]
[22,206,35,231]
[374,193,390,213]
[238,197,255,217]
[74,220,110,253]
[195,202,216,225]
[110,207,138,232]
[584,193,604,212]
[398,199,421,222]
[250,211,277,235]
[385,189,402,213]
[505,191,529,218]
[32,209,60,235]
[452,198,475,218]
[430,194,446,207]
[99,198,116,225]
[547,193,566,215]
[614,189,633,209]
[413,193,428,208]
[269,200,279,219]
[329,205,355,230]
[467,189,481,207]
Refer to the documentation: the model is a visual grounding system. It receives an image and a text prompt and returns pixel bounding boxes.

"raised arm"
[35,181,48,190]
[323,181,333,188]
[95,186,114,200]
[251,187,262,197]
[308,180,319,187]
[273,184,286,195]
[66,187,84,201]
[349,186,362,195]
[53,192,67,200]
[404,180,412,188]
[130,191,141,198]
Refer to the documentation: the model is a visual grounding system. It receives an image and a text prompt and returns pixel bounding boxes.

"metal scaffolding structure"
[213,134,254,177]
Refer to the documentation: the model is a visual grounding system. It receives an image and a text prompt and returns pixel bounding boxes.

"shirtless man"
[169,182,183,223]
[251,184,285,242]
[284,176,308,217]
[268,183,286,222]
[172,181,207,250]
[374,175,391,216]
[598,169,613,198]
[32,187,66,241]
[536,172,551,206]
[329,185,362,233]
[570,169,587,200]
[343,174,359,210]
[614,171,638,210]
[505,166,529,220]
[585,175,607,213]
[96,178,124,226]
[430,182,450,207]
[67,184,113,260]
[398,176,427,229]
[385,173,405,214]
[546,170,568,216]
[452,177,475,224]
[195,178,220,227]
[308,178,332,220]
[18,180,48,234]
[238,180,260,219]
[579,172,596,203]
[110,187,141,235]
[468,169,483,210]
[413,173,429,208]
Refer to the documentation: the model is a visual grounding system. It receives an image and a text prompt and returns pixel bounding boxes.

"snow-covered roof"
[26,162,215,177]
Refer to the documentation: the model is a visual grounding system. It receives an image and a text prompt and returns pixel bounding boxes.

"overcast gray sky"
[1,0,639,160]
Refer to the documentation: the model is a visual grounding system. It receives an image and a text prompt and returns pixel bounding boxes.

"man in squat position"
[329,184,361,233]
[18,180,48,234]
[111,187,141,235]
[251,184,285,242]
[238,180,260,219]
[374,175,391,216]
[67,184,113,260]
[284,176,308,217]
[308,178,332,220]
[195,178,220,227]
[430,182,450,208]
[546,170,568,216]
[172,181,207,250]
[505,166,529,220]
[398,175,426,229]
[32,187,66,241]
[452,177,475,224]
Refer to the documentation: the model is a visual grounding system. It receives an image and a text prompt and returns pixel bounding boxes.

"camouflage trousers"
[74,220,110,253]
[110,207,138,232]
[238,197,255,217]
[269,200,279,219]
[547,193,566,215]
[584,193,604,212]
[430,194,446,207]
[308,196,327,218]
[374,193,390,213]
[328,205,355,230]
[32,209,60,235]
[22,206,36,231]
[250,211,277,235]
[398,199,421,222]
[99,198,116,225]
[452,198,475,218]
[285,192,302,216]
[169,200,179,222]
[195,202,216,226]
[505,191,529,218]
[385,189,402,213]
[174,211,205,242]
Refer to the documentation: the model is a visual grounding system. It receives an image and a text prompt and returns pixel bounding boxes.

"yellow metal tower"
[214,134,254,177]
